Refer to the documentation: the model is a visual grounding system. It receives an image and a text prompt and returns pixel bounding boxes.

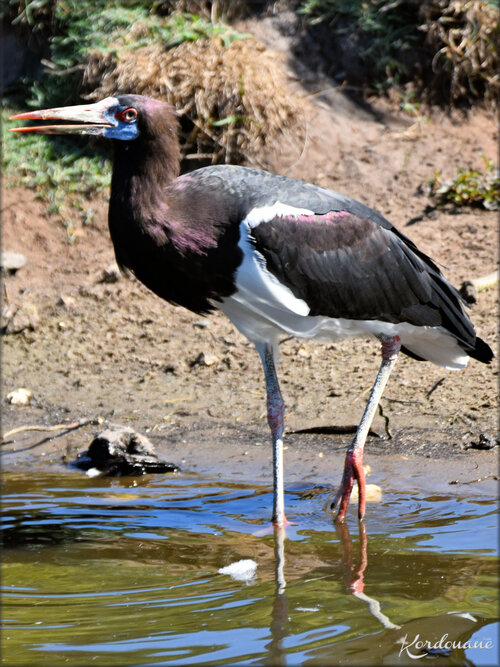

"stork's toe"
[332,451,366,522]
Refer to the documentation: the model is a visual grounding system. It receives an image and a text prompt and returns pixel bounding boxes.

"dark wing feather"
[251,211,478,350]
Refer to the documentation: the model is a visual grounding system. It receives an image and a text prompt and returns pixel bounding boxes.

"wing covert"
[250,211,473,343]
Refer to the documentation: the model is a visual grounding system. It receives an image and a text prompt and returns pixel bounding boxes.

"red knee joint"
[381,335,401,361]
[267,395,284,433]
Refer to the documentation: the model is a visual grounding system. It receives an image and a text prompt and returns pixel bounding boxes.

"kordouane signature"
[399,633,494,659]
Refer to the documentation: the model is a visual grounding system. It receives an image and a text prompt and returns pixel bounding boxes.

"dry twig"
[2,418,95,443]
[426,376,446,398]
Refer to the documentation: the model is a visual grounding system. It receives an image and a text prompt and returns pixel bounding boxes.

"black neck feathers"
[110,101,180,222]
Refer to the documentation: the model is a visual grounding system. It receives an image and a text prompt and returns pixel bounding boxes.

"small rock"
[100,264,121,284]
[190,351,219,368]
[459,280,477,305]
[1,303,40,335]
[6,387,33,406]
[74,425,179,476]
[57,294,76,310]
[350,483,383,503]
[0,251,26,274]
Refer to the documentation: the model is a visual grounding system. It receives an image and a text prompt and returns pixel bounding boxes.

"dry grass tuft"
[419,0,499,105]
[84,34,308,168]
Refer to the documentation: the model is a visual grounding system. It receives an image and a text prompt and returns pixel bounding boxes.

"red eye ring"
[116,107,138,123]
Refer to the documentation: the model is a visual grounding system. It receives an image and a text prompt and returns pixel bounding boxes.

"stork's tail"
[468,336,494,364]
[399,328,493,370]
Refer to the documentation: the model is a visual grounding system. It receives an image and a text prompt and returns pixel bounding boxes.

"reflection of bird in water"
[11,95,493,527]
[337,521,400,630]
[334,524,486,662]
[265,520,486,664]
[266,526,288,665]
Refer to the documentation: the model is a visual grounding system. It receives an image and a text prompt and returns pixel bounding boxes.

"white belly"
[217,294,468,370]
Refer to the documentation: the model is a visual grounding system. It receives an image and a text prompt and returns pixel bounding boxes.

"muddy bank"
[2,417,498,515]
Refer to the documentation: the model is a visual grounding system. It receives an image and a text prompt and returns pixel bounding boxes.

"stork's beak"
[9,97,117,135]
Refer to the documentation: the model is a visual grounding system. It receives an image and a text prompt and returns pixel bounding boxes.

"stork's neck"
[110,131,181,223]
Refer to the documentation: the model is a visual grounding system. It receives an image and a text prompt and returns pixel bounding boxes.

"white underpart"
[217,202,469,371]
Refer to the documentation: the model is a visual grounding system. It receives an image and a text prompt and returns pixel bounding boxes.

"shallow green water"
[1,471,498,666]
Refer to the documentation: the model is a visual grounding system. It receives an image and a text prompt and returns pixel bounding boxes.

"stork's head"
[9,94,174,142]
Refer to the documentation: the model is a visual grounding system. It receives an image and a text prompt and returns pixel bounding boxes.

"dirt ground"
[1,36,498,485]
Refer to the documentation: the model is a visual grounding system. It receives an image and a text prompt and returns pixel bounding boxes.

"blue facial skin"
[102,105,139,141]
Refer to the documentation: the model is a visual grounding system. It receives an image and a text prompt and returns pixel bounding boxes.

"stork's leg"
[256,342,286,527]
[332,335,401,522]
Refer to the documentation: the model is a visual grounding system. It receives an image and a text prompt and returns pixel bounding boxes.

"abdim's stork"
[11,95,493,525]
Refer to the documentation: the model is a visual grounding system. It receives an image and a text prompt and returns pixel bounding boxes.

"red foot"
[331,450,366,522]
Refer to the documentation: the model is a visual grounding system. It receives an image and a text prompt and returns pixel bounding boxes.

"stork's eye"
[116,107,138,123]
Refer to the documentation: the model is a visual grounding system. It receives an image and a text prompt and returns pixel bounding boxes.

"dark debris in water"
[421,647,452,657]
[74,425,179,476]
[295,485,332,500]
